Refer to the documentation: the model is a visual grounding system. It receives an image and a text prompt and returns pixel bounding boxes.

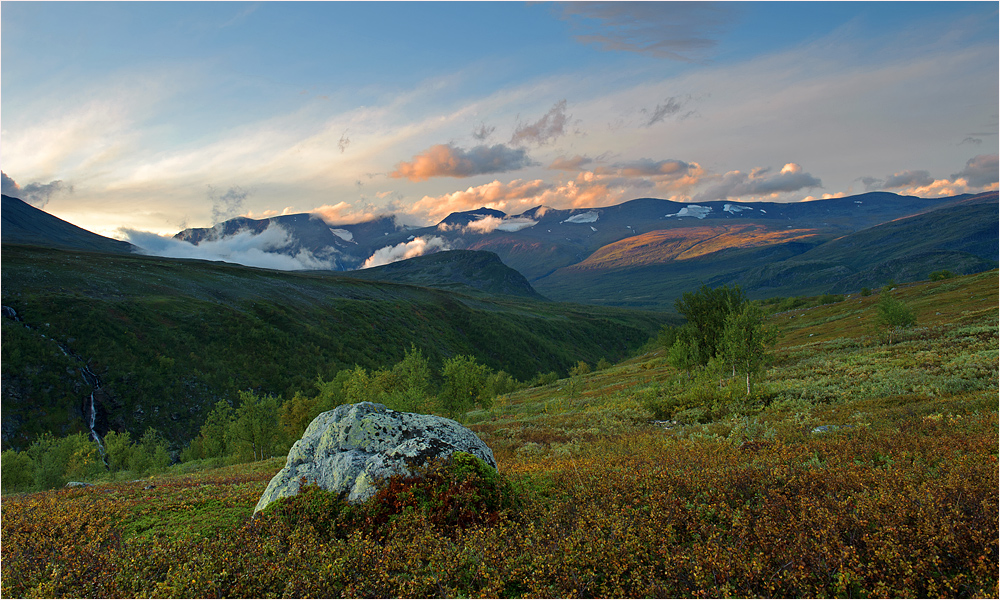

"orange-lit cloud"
[310,201,383,225]
[859,155,999,198]
[244,206,295,219]
[389,143,534,181]
[694,162,822,201]
[548,155,593,171]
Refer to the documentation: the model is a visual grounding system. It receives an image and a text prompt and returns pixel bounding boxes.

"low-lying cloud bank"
[437,214,538,234]
[123,223,339,271]
[361,236,451,269]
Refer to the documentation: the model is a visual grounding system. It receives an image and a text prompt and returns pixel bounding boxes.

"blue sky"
[2,1,997,238]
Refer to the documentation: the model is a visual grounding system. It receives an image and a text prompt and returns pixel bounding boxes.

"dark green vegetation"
[1,195,135,254]
[2,270,996,598]
[1,243,669,450]
[344,249,546,299]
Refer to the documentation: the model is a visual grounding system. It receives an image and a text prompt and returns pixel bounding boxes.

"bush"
[260,451,516,538]
[875,292,917,345]
[929,270,955,281]
[568,361,591,377]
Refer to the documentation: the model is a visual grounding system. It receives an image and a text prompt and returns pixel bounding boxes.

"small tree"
[875,291,916,345]
[440,355,491,417]
[720,302,777,396]
[228,392,280,462]
[675,284,747,365]
[103,430,134,472]
[667,334,700,375]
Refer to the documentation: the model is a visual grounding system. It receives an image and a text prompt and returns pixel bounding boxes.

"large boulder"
[254,402,496,514]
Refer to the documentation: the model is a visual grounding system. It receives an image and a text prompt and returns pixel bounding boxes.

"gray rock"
[65,481,92,488]
[253,402,496,514]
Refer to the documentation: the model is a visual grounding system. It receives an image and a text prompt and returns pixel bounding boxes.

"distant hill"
[346,250,546,299]
[1,194,135,254]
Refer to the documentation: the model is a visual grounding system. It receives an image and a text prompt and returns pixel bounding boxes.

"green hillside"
[1,244,671,450]
[345,249,547,299]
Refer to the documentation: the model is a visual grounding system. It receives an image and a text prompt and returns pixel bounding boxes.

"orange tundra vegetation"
[1,271,997,598]
[571,224,822,270]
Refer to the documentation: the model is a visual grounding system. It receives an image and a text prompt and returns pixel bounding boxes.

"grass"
[1,270,997,598]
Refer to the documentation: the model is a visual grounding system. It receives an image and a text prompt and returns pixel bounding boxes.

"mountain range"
[3,191,997,310]
[173,191,998,309]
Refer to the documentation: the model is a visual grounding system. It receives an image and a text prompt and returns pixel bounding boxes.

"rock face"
[253,402,496,514]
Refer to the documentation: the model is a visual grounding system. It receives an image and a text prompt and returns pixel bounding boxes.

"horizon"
[2,1,997,240]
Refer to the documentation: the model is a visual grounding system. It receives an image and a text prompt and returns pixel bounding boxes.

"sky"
[2,1,998,240]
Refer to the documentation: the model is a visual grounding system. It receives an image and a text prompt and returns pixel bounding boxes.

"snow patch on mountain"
[330,228,354,242]
[666,205,712,219]
[723,204,753,214]
[563,211,599,224]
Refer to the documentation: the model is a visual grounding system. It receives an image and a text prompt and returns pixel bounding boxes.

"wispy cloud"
[0,171,72,208]
[209,185,252,224]
[641,95,696,127]
[511,100,569,146]
[557,1,736,61]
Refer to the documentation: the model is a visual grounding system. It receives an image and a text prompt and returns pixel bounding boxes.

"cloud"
[338,131,350,153]
[209,185,252,224]
[511,100,569,146]
[549,155,594,171]
[694,163,822,201]
[389,143,535,181]
[557,1,736,62]
[860,155,998,196]
[883,169,934,189]
[952,154,998,188]
[361,236,451,269]
[310,201,387,226]
[959,137,983,146]
[123,223,339,271]
[472,122,496,141]
[642,95,695,127]
[596,158,694,178]
[439,215,539,234]
[0,171,71,208]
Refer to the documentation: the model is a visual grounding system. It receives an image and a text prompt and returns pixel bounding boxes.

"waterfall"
[81,365,108,467]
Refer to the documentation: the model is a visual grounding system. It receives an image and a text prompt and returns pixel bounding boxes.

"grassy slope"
[1,244,670,449]
[2,270,995,598]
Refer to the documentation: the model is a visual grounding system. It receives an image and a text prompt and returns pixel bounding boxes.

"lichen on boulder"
[253,402,496,514]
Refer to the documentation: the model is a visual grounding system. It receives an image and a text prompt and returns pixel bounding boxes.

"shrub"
[929,270,955,281]
[568,361,591,377]
[875,291,916,345]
